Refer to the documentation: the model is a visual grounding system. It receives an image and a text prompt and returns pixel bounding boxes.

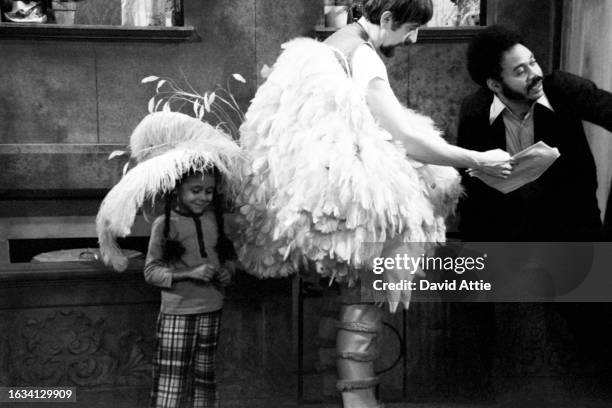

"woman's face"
[176,173,216,215]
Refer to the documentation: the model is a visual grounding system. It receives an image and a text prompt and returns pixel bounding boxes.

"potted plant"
[51,0,80,25]
[324,0,350,28]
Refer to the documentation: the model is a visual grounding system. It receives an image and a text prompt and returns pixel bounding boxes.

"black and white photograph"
[1,1,611,407]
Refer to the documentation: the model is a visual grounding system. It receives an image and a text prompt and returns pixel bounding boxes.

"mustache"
[528,76,543,91]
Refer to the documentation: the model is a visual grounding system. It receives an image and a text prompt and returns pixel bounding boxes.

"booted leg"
[336,302,384,408]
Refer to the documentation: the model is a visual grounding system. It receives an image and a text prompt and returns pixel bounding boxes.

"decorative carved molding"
[9,309,152,387]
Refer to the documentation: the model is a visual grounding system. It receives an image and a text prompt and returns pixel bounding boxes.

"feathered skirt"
[235,38,462,310]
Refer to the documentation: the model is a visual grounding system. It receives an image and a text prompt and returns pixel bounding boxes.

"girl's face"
[176,173,216,215]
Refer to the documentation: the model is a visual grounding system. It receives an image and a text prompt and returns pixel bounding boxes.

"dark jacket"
[457,71,612,242]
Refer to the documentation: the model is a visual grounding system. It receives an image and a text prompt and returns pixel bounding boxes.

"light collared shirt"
[489,94,555,155]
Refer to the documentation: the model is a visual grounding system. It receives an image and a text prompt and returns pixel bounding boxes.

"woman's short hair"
[361,0,433,28]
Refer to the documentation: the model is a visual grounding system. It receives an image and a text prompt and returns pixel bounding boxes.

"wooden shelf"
[314,25,485,43]
[415,26,486,43]
[0,22,196,42]
[0,189,109,200]
[0,260,145,283]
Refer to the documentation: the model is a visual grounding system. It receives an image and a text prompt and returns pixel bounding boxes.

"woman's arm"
[366,78,512,177]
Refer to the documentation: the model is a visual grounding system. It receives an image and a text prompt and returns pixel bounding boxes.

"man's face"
[496,44,544,102]
[380,21,420,58]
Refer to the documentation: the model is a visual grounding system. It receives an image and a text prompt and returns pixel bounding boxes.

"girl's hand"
[473,149,513,179]
[216,267,232,286]
[191,263,217,282]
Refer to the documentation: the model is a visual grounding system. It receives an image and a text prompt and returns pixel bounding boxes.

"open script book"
[469,141,561,194]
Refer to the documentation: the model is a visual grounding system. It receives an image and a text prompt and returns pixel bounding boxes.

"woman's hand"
[472,149,514,179]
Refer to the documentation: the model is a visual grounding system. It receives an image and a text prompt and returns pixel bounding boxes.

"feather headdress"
[96,111,244,272]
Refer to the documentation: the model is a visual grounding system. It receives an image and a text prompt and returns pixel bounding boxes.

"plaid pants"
[150,310,222,408]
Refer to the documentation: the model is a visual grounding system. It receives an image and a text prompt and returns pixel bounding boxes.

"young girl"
[145,168,236,408]
[96,111,243,408]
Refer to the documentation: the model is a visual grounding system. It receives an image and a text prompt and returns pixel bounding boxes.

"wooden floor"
[296,403,610,408]
[219,398,612,408]
[219,403,612,408]
[3,395,611,408]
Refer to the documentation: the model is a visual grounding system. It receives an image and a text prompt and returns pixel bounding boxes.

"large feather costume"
[97,111,243,272]
[236,38,462,311]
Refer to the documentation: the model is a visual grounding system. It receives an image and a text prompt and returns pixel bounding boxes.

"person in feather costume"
[236,1,513,406]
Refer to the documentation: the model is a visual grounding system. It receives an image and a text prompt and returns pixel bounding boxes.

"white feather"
[97,112,244,271]
[235,38,462,310]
